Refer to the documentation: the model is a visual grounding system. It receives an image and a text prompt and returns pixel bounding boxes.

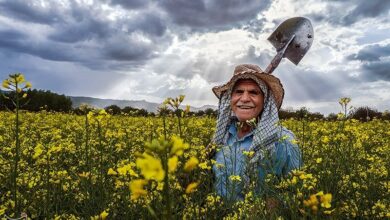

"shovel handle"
[265,51,283,74]
[265,34,296,74]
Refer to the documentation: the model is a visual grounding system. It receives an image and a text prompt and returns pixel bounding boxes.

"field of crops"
[0,109,389,219]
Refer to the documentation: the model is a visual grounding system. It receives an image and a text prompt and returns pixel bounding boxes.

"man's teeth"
[239,106,253,109]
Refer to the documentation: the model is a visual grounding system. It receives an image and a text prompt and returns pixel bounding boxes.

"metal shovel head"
[268,17,313,65]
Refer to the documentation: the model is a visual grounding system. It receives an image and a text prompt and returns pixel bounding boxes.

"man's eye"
[249,90,260,95]
[234,90,244,94]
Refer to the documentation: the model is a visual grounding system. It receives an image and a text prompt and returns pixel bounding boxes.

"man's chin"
[236,116,253,122]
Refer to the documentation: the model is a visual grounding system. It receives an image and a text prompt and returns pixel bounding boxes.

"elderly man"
[210,64,302,200]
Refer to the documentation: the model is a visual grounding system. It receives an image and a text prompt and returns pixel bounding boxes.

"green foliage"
[104,104,122,115]
[279,107,324,120]
[350,106,383,122]
[0,89,72,112]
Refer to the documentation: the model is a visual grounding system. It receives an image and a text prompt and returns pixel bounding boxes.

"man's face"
[231,79,264,122]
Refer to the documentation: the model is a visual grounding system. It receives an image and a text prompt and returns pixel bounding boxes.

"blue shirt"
[213,123,302,199]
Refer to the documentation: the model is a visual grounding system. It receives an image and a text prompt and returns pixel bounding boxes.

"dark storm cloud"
[0,52,128,98]
[158,0,271,30]
[348,44,390,62]
[361,60,390,82]
[124,12,167,37]
[0,29,25,42]
[243,17,267,39]
[309,0,390,25]
[0,0,171,70]
[49,6,167,43]
[48,16,110,43]
[103,39,155,61]
[0,0,270,70]
[341,0,390,25]
[0,0,62,24]
[347,43,390,81]
[0,29,77,62]
[108,0,149,9]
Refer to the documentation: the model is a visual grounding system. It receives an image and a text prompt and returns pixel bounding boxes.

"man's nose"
[240,91,250,101]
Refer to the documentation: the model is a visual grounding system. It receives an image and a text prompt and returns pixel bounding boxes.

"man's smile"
[237,105,255,109]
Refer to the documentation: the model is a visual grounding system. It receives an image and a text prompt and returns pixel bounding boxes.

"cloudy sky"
[0,0,389,114]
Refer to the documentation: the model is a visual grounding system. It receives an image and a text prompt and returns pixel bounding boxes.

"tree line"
[0,89,72,112]
[1,89,389,120]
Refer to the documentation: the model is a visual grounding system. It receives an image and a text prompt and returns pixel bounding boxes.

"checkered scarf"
[212,75,281,163]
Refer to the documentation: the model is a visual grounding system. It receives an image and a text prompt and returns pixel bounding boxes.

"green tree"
[105,104,122,115]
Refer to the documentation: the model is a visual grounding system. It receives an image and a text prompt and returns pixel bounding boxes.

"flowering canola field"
[0,110,389,219]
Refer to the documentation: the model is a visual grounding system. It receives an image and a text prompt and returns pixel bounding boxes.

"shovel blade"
[268,17,314,65]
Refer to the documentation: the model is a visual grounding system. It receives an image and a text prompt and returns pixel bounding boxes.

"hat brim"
[212,71,285,109]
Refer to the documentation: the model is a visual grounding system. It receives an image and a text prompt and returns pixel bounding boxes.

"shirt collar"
[228,122,254,141]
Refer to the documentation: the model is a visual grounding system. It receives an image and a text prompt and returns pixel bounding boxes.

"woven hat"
[212,64,285,109]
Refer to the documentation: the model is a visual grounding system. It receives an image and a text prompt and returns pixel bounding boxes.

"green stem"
[98,122,103,187]
[13,81,20,215]
[162,151,171,219]
[162,116,167,140]
[85,114,90,172]
[177,115,182,138]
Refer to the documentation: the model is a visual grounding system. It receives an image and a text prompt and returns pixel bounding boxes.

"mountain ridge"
[69,96,217,113]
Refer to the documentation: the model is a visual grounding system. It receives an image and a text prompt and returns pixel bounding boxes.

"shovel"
[265,17,314,74]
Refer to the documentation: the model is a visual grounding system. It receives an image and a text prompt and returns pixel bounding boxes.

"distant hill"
[69,96,216,113]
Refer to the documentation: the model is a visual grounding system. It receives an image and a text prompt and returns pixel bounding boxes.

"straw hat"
[212,64,285,109]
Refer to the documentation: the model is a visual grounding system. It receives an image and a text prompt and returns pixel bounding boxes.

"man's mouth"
[237,105,254,109]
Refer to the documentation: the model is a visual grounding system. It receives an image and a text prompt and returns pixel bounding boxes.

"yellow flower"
[25,82,32,88]
[157,182,164,191]
[323,209,335,215]
[179,94,185,102]
[198,161,211,170]
[171,136,189,156]
[321,136,330,144]
[299,173,313,180]
[15,74,25,83]
[229,175,242,182]
[115,180,124,189]
[185,182,199,194]
[337,113,345,120]
[0,207,6,215]
[215,163,224,169]
[136,153,165,181]
[100,210,109,220]
[291,139,299,145]
[107,168,117,175]
[291,176,298,185]
[168,156,178,173]
[183,157,199,172]
[129,169,139,177]
[79,172,90,178]
[2,79,10,89]
[185,105,190,113]
[130,179,148,200]
[316,158,322,163]
[242,150,255,158]
[33,144,44,159]
[117,164,137,176]
[320,193,332,208]
[303,195,319,208]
